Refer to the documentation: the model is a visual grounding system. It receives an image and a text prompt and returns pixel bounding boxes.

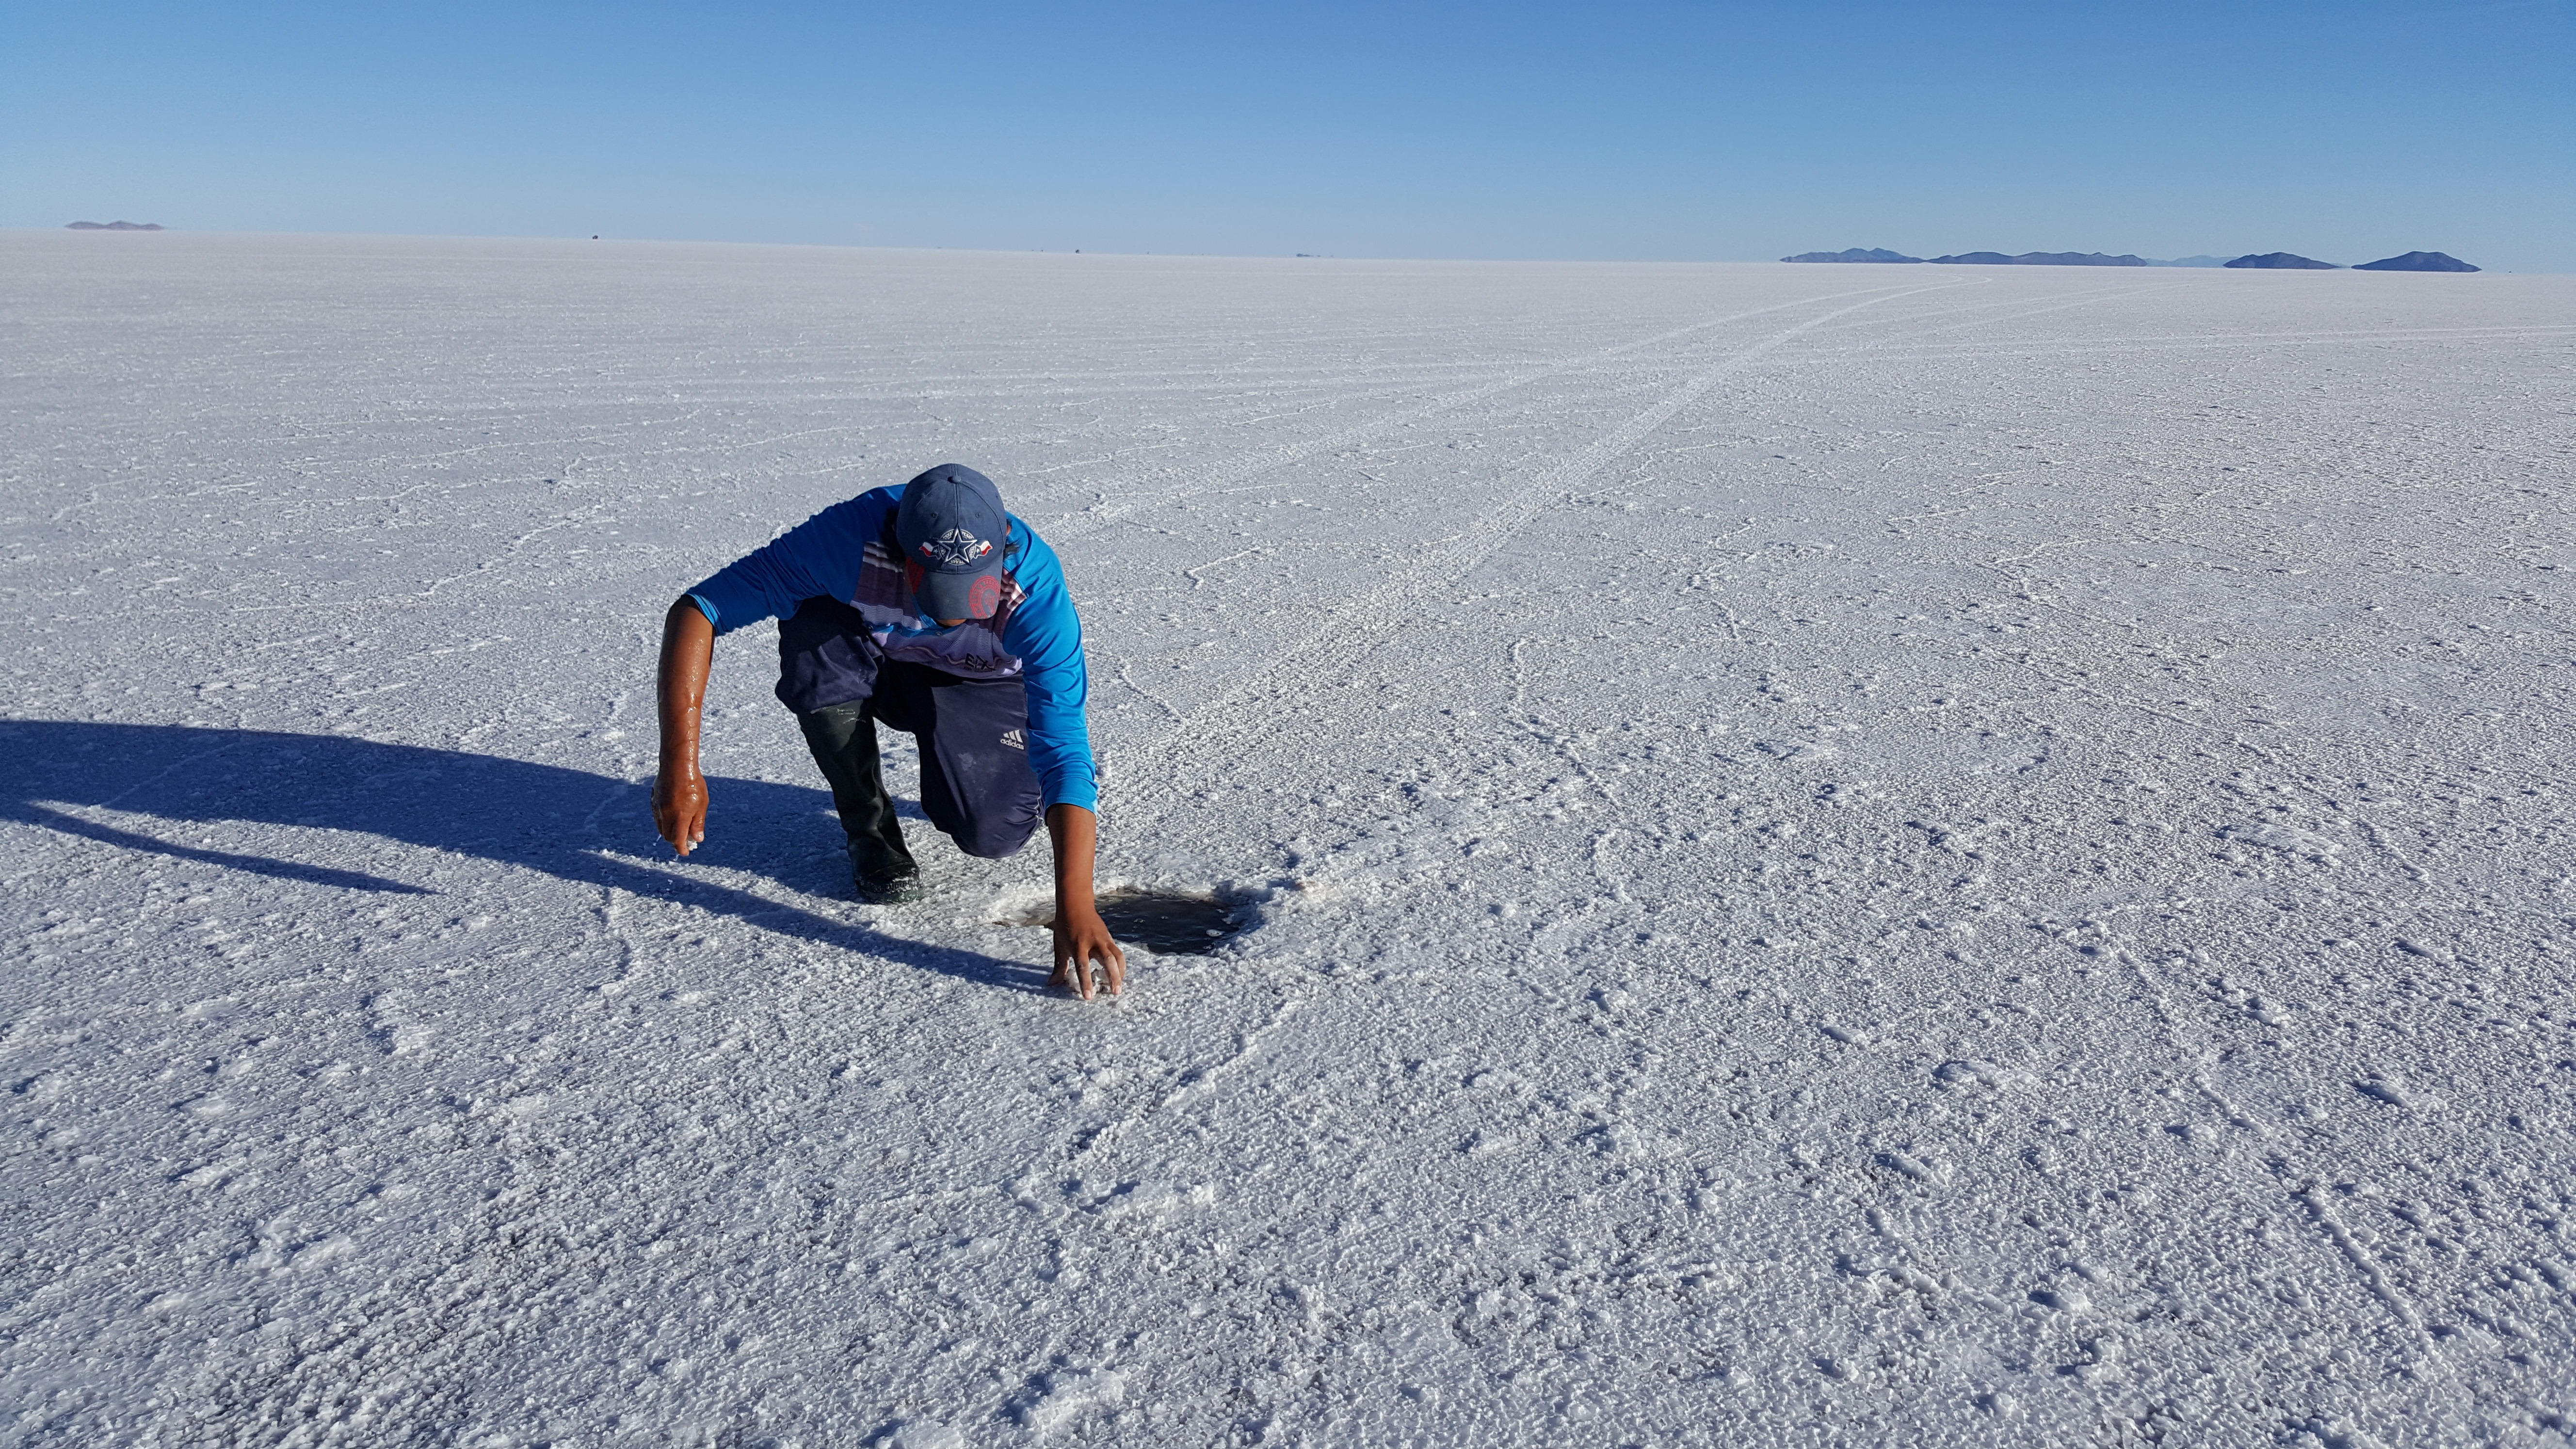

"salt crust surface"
[3,233,2573,1445]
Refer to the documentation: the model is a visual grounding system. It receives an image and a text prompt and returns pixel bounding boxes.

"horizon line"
[4,226,2552,274]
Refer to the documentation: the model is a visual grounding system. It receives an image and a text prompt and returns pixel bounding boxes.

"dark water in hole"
[1001,887,1245,955]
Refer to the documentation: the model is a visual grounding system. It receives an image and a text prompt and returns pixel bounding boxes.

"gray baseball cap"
[894,464,1010,620]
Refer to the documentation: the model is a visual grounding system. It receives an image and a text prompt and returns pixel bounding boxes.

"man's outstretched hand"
[1050,903,1127,1000]
[654,767,707,856]
[655,597,717,857]
[1046,803,1124,998]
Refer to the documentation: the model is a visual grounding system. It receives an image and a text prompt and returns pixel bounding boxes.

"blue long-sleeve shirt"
[685,486,1098,813]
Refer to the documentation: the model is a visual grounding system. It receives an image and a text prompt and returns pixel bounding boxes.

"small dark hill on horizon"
[2354,251,2479,273]
[1927,251,2147,266]
[2226,252,2336,269]
[66,220,164,231]
[1782,247,1923,263]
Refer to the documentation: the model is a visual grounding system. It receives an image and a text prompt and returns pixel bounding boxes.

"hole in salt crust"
[997,886,1248,955]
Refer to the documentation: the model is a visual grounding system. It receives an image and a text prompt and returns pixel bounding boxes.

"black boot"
[849,844,923,904]
[798,702,923,903]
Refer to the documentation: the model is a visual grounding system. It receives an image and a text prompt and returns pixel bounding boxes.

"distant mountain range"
[1783,248,2191,267]
[1934,251,2148,267]
[1786,246,2481,272]
[66,220,165,231]
[2226,252,2334,270]
[2354,251,2479,273]
[1780,248,1922,264]
[2223,251,2480,272]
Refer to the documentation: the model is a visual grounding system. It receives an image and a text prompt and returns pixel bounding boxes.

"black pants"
[796,658,1044,864]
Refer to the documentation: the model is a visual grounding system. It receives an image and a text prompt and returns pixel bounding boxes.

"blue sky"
[5,0,2569,269]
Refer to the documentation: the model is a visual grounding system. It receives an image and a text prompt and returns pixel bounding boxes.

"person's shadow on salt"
[1,720,1044,993]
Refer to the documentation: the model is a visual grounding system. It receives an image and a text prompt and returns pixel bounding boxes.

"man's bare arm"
[653,597,714,855]
[1046,804,1126,998]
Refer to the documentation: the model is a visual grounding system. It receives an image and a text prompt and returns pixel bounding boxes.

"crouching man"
[651,463,1125,998]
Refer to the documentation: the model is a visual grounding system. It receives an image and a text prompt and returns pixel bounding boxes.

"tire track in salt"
[1802,278,2157,345]
[1042,285,1973,1192]
[1042,280,1951,542]
[1108,280,1971,832]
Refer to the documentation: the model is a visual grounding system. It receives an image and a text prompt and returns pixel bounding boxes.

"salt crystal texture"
[2,233,2569,1444]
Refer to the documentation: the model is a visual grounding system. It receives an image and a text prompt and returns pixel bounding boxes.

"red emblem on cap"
[966,574,1001,618]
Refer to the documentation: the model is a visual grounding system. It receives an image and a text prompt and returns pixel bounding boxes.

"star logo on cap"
[919,528,993,568]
